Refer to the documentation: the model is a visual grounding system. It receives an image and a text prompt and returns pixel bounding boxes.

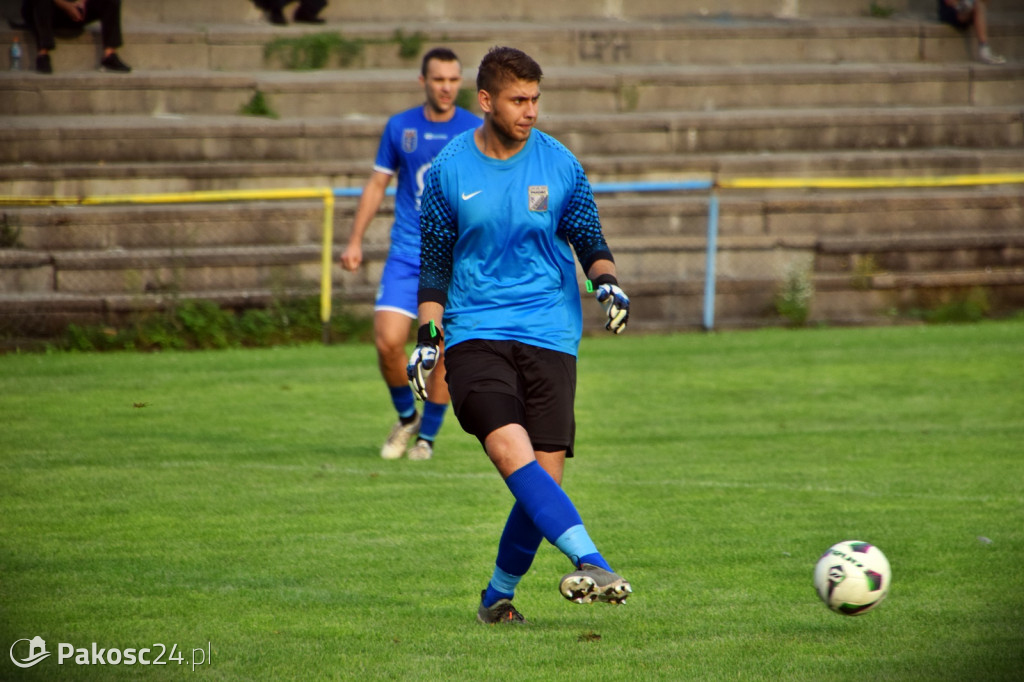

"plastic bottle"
[10,36,21,71]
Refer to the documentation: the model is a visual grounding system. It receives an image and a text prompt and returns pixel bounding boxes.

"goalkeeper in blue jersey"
[340,48,480,461]
[409,46,633,624]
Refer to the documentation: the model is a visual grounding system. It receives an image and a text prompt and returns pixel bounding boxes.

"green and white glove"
[593,275,630,334]
[407,321,442,401]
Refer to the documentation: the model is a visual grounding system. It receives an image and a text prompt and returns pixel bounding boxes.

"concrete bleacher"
[0,0,1022,339]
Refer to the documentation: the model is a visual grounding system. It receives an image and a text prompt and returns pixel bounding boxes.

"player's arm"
[407,162,456,400]
[586,259,630,334]
[559,160,631,334]
[340,170,392,272]
[587,259,617,282]
[408,302,444,400]
[56,0,86,22]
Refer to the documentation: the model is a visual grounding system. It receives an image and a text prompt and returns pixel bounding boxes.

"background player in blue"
[341,48,480,461]
[408,46,633,624]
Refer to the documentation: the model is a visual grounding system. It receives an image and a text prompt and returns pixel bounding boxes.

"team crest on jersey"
[402,128,418,153]
[528,185,549,212]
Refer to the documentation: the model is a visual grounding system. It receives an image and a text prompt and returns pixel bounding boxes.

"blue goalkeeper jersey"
[419,129,613,356]
[373,105,481,259]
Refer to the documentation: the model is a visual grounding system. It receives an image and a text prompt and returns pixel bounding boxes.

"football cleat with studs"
[380,413,421,459]
[477,590,527,624]
[559,563,633,604]
[407,439,433,461]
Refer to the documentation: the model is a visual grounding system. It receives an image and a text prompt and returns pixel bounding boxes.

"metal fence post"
[703,191,719,332]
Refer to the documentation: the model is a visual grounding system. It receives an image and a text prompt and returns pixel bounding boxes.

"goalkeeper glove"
[407,321,442,401]
[593,275,630,334]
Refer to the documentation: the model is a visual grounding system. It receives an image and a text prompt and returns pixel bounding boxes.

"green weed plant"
[0,212,22,248]
[263,30,427,71]
[775,260,815,326]
[60,297,371,351]
[240,89,278,118]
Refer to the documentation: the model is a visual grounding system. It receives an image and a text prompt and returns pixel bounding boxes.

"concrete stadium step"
[0,244,327,295]
[0,159,368,197]
[2,14,1023,75]
[5,185,1019,251]
[4,202,336,250]
[5,265,1022,337]
[0,242,374,329]
[0,0,970,31]
[706,186,1024,241]
[108,0,1024,25]
[584,148,1024,185]
[601,189,1024,280]
[696,267,1024,330]
[111,0,938,24]
[551,106,1024,157]
[613,232,1024,282]
[815,232,1024,274]
[3,188,1018,304]
[0,288,358,340]
[3,149,1022,198]
[595,187,1024,242]
[4,63,1022,118]
[3,106,1021,165]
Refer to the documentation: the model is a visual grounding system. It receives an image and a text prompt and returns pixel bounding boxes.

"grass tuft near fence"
[1,321,1022,680]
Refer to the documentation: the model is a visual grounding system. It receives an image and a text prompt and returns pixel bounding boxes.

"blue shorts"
[375,250,419,318]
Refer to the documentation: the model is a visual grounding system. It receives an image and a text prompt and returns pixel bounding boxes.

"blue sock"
[578,552,612,572]
[418,400,448,442]
[503,461,609,570]
[483,502,543,608]
[483,567,520,608]
[387,385,416,420]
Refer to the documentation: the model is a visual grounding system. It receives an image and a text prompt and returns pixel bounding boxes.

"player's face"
[420,59,462,119]
[484,79,540,146]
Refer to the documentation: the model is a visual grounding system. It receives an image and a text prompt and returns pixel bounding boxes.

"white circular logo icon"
[10,636,51,669]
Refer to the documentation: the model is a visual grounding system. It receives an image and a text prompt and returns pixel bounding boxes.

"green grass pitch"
[1,321,1022,680]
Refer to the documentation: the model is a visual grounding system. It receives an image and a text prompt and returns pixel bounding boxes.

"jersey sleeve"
[417,161,457,305]
[558,157,614,272]
[373,117,399,175]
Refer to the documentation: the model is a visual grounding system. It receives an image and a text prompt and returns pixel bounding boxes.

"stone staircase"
[1,0,1023,341]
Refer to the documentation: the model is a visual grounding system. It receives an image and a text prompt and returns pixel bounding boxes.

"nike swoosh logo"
[461,190,482,201]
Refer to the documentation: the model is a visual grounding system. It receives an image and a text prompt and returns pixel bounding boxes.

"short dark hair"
[421,47,460,76]
[476,46,543,95]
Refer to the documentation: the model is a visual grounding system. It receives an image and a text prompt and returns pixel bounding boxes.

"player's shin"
[484,501,543,606]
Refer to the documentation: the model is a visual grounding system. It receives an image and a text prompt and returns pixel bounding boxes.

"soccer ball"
[813,540,891,616]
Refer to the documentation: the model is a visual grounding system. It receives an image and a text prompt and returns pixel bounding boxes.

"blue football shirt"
[373,105,481,259]
[419,129,613,356]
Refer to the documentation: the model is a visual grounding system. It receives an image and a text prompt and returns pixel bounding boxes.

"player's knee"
[374,337,398,357]
[373,328,406,358]
[454,391,525,445]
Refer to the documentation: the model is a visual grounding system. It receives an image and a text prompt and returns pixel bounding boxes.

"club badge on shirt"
[528,185,549,212]
[402,129,418,153]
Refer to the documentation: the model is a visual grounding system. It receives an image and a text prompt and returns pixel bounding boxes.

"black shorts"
[938,2,971,28]
[444,339,576,457]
